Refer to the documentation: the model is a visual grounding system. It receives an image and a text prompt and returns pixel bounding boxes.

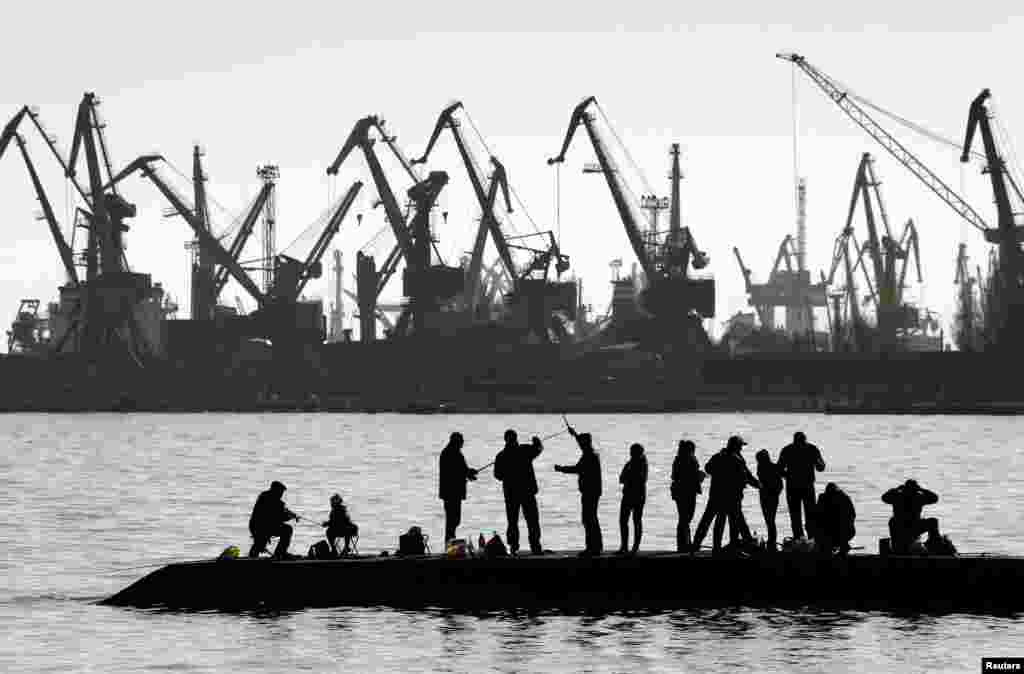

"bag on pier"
[398,526,428,555]
[308,540,336,560]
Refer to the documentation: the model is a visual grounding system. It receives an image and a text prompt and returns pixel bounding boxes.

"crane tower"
[256,164,279,294]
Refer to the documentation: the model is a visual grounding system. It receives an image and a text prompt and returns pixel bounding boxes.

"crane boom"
[413,102,517,294]
[327,116,415,257]
[289,181,363,301]
[779,52,990,235]
[547,96,654,280]
[13,134,79,284]
[109,156,266,305]
[213,183,274,295]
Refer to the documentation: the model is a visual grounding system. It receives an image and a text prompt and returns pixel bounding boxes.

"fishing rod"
[473,424,572,473]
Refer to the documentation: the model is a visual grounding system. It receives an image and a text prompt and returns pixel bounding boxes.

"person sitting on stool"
[323,493,359,556]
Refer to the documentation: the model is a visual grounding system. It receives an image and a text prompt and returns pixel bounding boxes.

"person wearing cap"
[323,493,359,556]
[777,431,826,540]
[617,443,648,555]
[671,440,705,553]
[691,436,759,553]
[882,479,940,554]
[556,423,604,556]
[494,429,545,555]
[439,431,479,544]
[248,480,299,559]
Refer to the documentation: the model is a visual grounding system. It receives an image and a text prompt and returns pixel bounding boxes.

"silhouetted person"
[882,479,941,553]
[671,440,704,552]
[692,436,758,553]
[248,480,298,559]
[439,432,478,544]
[323,493,358,556]
[617,443,648,554]
[494,430,544,555]
[756,449,783,550]
[555,423,603,556]
[815,482,856,556]
[777,431,826,540]
[718,437,759,547]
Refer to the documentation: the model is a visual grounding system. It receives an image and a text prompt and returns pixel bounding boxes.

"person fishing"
[555,420,603,557]
[248,480,299,559]
[494,429,544,556]
[882,479,942,554]
[438,431,479,544]
[323,493,359,556]
[671,440,704,553]
[617,443,648,555]
[755,449,784,550]
[816,482,856,556]
[777,431,826,540]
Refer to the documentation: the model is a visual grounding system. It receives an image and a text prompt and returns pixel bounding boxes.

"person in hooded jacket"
[248,480,299,559]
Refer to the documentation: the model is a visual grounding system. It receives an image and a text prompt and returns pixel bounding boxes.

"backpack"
[484,533,508,558]
[399,526,428,555]
[307,539,336,560]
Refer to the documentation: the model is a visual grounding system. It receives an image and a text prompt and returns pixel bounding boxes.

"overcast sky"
[1,2,1020,341]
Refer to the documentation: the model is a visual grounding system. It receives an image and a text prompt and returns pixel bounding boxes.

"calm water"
[2,412,1022,672]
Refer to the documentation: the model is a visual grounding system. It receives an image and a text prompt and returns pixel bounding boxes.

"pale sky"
[2,2,1021,341]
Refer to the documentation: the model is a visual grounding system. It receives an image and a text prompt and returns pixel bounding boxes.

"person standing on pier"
[248,480,299,559]
[494,430,544,556]
[755,449,784,550]
[617,443,648,554]
[691,436,758,553]
[555,423,603,556]
[777,431,826,540]
[439,432,479,545]
[671,440,704,552]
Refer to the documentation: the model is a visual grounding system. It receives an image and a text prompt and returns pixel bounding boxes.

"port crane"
[107,155,362,341]
[413,102,574,337]
[839,153,924,348]
[547,98,713,345]
[2,94,164,360]
[734,235,827,339]
[327,115,460,340]
[780,53,1024,348]
[954,242,981,351]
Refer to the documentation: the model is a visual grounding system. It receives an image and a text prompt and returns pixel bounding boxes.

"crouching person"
[815,482,856,556]
[249,480,299,559]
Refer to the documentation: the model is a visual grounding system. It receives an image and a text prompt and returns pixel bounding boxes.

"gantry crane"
[734,235,827,339]
[327,115,462,340]
[547,98,713,347]
[780,52,1024,349]
[413,102,574,338]
[954,242,981,351]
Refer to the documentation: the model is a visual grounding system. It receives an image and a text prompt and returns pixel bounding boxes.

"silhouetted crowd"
[246,425,946,560]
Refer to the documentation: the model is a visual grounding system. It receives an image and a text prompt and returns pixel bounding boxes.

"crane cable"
[162,158,252,243]
[594,101,655,197]
[461,108,543,237]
